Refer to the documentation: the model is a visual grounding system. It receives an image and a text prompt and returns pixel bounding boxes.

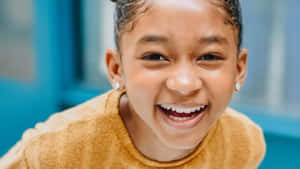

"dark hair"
[110,0,243,51]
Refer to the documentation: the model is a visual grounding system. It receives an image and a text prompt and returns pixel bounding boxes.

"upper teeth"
[160,104,206,114]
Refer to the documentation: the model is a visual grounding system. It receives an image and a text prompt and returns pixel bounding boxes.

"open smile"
[157,104,208,128]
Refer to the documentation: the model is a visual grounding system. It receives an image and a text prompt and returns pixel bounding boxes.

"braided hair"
[110,0,243,51]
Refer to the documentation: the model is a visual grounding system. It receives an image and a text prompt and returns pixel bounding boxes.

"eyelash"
[142,53,168,61]
[141,53,223,62]
[197,54,224,61]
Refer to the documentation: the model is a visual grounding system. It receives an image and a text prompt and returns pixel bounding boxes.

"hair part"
[110,0,243,51]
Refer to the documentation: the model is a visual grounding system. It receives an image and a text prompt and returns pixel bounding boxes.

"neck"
[119,94,195,162]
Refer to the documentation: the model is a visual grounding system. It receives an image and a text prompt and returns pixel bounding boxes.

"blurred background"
[0,0,299,168]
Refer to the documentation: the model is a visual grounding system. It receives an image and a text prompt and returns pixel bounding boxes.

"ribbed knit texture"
[0,90,266,169]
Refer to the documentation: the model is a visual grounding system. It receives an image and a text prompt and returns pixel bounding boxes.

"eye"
[142,53,168,61]
[197,54,223,61]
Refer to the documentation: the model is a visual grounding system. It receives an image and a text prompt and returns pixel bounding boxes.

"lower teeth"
[168,115,194,121]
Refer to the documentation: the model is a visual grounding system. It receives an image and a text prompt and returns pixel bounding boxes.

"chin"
[160,132,205,151]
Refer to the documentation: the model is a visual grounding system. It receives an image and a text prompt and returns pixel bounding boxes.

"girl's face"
[108,0,247,150]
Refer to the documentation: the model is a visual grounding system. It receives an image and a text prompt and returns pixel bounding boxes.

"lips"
[158,104,207,118]
[157,104,208,127]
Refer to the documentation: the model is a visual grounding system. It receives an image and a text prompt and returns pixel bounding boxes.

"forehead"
[120,0,236,49]
[153,0,205,11]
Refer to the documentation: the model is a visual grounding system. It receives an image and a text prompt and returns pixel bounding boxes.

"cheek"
[202,69,235,126]
[205,68,235,106]
[123,64,165,117]
[125,66,162,93]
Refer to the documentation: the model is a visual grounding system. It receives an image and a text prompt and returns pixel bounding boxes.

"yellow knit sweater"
[0,90,266,169]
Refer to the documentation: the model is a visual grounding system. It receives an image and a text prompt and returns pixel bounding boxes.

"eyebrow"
[137,34,169,44]
[137,34,228,45]
[198,35,228,45]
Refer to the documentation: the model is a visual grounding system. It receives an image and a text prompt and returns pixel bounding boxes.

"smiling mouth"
[157,104,208,121]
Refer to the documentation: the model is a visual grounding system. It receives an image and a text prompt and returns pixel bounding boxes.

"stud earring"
[114,82,120,90]
[235,83,241,91]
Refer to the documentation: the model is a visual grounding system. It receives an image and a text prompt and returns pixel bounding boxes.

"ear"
[235,48,248,92]
[105,48,124,89]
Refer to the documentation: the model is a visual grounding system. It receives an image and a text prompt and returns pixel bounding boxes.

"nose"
[166,64,202,96]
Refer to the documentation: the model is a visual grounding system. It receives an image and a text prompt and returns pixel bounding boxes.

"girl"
[0,0,266,168]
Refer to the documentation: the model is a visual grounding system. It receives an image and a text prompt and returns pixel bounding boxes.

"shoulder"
[220,108,263,133]
[20,90,115,168]
[218,108,266,169]
[22,90,111,141]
